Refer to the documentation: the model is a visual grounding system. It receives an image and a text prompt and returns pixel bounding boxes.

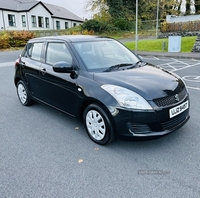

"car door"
[38,41,79,116]
[20,42,43,98]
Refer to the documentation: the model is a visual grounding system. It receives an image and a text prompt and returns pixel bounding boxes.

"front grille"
[127,123,152,134]
[153,88,187,107]
[161,110,188,131]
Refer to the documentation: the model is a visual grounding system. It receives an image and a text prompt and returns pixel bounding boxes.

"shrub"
[8,30,35,47]
[160,21,200,33]
[82,19,102,32]
[0,32,10,49]
[0,30,35,49]
[81,19,120,33]
[112,18,133,31]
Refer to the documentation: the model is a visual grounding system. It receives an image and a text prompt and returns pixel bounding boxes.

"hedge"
[160,21,200,33]
[0,30,35,49]
[0,28,93,49]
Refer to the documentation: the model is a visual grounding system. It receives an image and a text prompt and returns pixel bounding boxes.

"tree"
[186,0,191,14]
[179,0,200,15]
[159,0,180,18]
[86,0,181,23]
[195,0,200,13]
[107,0,180,20]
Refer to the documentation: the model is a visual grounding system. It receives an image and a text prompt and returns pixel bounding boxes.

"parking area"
[143,56,200,91]
[0,51,200,197]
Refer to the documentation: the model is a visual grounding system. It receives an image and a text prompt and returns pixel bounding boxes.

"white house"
[0,0,84,31]
[166,14,200,23]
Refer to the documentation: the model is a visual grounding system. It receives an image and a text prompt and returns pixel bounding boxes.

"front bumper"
[112,95,190,141]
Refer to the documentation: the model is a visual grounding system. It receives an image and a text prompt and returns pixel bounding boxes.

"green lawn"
[124,36,197,53]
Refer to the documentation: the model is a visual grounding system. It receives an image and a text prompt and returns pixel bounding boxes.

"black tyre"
[83,104,115,145]
[16,80,33,106]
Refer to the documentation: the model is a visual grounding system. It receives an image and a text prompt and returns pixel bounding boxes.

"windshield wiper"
[104,63,133,72]
[127,60,146,69]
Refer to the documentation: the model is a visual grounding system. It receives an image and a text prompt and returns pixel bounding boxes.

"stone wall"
[166,15,200,23]
[158,31,200,39]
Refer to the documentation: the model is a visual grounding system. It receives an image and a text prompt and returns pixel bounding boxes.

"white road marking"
[0,62,14,67]
[183,76,200,82]
[187,86,200,90]
[144,57,200,91]
[171,62,200,72]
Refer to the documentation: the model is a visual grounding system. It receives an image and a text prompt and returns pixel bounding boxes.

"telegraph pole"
[135,0,138,51]
[156,0,159,39]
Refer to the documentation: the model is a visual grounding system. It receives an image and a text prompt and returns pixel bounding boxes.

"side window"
[24,42,43,61]
[46,43,72,66]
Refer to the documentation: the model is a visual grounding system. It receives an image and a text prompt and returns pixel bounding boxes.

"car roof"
[28,35,114,43]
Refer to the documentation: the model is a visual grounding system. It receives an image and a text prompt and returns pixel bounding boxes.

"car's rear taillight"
[15,58,20,69]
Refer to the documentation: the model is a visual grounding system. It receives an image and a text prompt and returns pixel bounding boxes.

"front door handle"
[40,68,47,75]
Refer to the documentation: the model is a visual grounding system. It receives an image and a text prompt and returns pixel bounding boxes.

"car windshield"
[72,40,139,72]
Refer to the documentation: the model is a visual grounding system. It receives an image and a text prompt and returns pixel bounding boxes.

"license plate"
[169,100,189,118]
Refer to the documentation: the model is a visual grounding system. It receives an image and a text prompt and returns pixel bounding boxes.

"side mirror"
[53,61,73,73]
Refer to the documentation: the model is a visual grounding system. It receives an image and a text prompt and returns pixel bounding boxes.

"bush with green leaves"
[82,19,120,33]
[112,18,133,31]
[82,19,103,32]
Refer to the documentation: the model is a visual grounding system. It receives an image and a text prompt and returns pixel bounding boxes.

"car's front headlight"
[101,84,152,110]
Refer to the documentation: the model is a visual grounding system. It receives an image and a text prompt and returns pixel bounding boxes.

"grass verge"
[124,36,197,53]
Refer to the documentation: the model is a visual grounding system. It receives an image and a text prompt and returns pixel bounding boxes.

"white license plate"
[169,100,189,118]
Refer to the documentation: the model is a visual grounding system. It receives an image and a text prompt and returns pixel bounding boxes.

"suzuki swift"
[14,35,190,145]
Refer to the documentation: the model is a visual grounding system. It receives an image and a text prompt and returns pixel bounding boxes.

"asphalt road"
[0,51,200,198]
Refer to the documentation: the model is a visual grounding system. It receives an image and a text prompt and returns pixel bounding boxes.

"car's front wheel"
[83,104,115,145]
[17,80,33,106]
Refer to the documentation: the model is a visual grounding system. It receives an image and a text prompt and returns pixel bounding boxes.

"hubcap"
[86,110,106,141]
[18,84,27,104]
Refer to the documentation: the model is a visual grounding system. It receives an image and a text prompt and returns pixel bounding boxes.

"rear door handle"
[21,61,26,67]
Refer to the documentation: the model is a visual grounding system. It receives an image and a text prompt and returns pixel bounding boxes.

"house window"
[21,15,26,27]
[45,17,49,28]
[31,15,37,27]
[38,16,44,28]
[73,23,77,27]
[56,21,60,30]
[8,14,16,26]
[65,22,68,29]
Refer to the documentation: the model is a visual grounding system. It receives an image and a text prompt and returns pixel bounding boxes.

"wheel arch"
[14,76,21,86]
[82,100,117,144]
[79,98,116,131]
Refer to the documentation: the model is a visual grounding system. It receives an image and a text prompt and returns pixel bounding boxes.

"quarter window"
[31,15,37,27]
[46,43,72,65]
[26,42,43,61]
[8,14,16,26]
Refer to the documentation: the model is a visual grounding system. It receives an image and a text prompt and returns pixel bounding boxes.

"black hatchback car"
[14,35,190,145]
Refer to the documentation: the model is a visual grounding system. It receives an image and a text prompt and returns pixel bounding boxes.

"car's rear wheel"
[83,104,115,145]
[17,80,33,106]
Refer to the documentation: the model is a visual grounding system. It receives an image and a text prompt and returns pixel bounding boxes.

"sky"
[42,0,92,20]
